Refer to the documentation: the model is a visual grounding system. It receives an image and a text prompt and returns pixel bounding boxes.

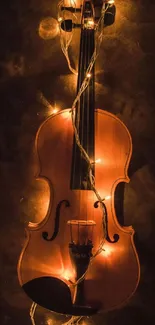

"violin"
[18,0,140,316]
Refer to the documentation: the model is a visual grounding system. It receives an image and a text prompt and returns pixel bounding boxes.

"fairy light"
[107,0,115,4]
[64,274,70,281]
[86,72,91,78]
[52,102,60,115]
[37,92,60,116]
[95,158,101,163]
[63,270,72,281]
[101,245,114,257]
[58,16,63,22]
[70,0,78,5]
[52,107,59,114]
[46,319,53,325]
[88,20,94,26]
[85,19,95,29]
[90,158,101,165]
[104,195,111,200]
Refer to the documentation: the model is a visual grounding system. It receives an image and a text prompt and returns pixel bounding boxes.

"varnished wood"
[18,109,140,313]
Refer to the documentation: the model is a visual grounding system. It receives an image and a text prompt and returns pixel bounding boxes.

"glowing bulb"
[71,0,76,5]
[91,158,101,165]
[101,246,113,257]
[63,270,73,282]
[70,0,81,6]
[52,108,58,114]
[107,0,115,4]
[51,102,60,115]
[84,17,94,30]
[86,73,91,78]
[104,195,111,200]
[58,17,63,22]
[95,158,101,164]
[88,20,94,25]
[46,318,53,325]
[64,274,70,281]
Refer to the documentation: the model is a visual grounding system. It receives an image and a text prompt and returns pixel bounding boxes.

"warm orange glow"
[86,72,91,78]
[46,319,53,325]
[62,269,75,282]
[52,108,59,114]
[38,92,61,117]
[18,109,140,313]
[84,18,95,30]
[87,20,94,27]
[95,158,101,164]
[62,110,71,119]
[58,17,63,22]
[99,242,125,263]
[90,158,102,165]
[104,195,111,200]
[107,0,115,4]
[70,0,77,4]
[48,104,60,116]
[65,0,80,6]
[80,320,92,325]
[101,245,114,258]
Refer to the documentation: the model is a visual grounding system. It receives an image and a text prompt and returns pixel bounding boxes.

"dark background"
[0,0,155,324]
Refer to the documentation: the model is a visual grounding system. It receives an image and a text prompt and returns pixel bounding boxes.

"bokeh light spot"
[39,17,59,40]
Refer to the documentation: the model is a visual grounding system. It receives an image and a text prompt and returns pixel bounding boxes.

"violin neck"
[76,27,95,147]
[70,26,95,190]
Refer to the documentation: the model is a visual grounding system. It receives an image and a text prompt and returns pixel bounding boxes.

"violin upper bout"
[24,174,51,231]
[25,109,72,231]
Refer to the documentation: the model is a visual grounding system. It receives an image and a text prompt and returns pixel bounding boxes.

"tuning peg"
[94,1,116,26]
[61,20,81,32]
[104,3,116,26]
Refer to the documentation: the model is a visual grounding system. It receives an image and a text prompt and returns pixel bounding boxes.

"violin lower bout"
[18,109,140,315]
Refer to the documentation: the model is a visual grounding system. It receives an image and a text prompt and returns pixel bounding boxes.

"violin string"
[58,0,110,285]
[82,25,87,203]
[80,27,85,194]
[89,28,95,231]
[78,15,84,224]
[69,3,110,285]
[86,28,90,234]
[71,7,107,212]
[93,30,96,231]
[96,112,103,244]
[86,27,89,227]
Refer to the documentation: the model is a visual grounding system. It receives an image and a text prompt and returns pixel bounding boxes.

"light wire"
[62,316,83,325]
[30,302,37,325]
[30,2,111,324]
[58,1,78,75]
[58,1,110,285]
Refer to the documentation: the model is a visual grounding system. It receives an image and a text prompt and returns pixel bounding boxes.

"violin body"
[18,109,140,314]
